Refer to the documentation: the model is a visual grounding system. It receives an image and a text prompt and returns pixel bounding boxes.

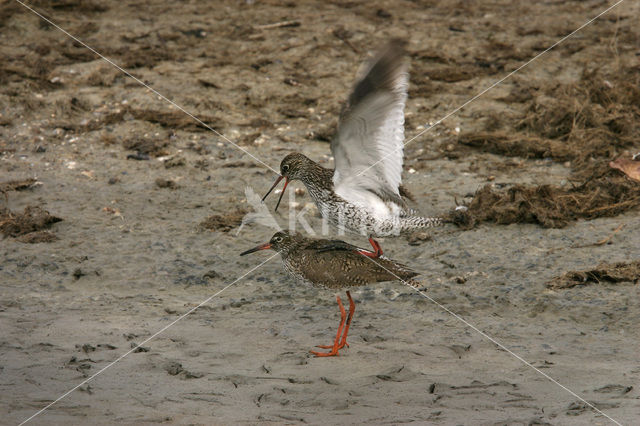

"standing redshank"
[262,39,444,258]
[240,230,419,357]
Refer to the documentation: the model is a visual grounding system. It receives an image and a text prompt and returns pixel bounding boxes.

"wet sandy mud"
[1,0,639,424]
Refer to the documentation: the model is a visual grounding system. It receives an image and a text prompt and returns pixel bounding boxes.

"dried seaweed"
[52,106,216,135]
[29,0,108,13]
[17,231,59,243]
[453,65,640,228]
[547,260,640,289]
[122,135,169,157]
[457,132,574,160]
[200,210,247,232]
[454,165,640,228]
[0,206,62,238]
[155,178,178,189]
[128,109,218,132]
[0,178,39,193]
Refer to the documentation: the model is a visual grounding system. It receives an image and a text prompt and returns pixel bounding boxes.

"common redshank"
[262,40,444,258]
[240,230,419,357]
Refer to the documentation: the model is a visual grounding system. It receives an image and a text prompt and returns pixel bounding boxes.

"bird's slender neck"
[297,159,334,191]
[277,240,303,260]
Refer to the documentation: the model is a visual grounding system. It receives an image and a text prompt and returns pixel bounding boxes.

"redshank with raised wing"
[240,230,419,357]
[262,40,444,258]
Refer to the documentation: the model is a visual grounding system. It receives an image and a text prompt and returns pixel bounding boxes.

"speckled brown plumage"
[240,230,420,357]
[241,230,418,289]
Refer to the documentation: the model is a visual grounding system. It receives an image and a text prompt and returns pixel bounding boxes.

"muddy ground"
[1,0,639,424]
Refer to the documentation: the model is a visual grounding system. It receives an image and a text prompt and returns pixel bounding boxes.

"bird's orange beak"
[262,175,289,211]
[240,242,272,256]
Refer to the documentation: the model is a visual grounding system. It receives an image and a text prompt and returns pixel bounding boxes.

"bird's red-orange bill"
[262,175,289,211]
[240,242,272,256]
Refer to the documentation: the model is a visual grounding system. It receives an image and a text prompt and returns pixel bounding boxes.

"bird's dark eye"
[281,165,290,173]
[274,236,283,243]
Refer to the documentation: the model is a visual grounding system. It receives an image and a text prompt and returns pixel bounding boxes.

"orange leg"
[337,291,355,348]
[357,237,383,258]
[315,291,356,351]
[310,295,347,357]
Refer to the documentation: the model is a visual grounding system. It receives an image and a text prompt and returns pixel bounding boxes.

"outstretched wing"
[331,39,408,207]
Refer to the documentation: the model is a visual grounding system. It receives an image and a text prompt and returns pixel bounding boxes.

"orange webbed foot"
[314,341,349,350]
[309,348,340,357]
[310,292,356,358]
